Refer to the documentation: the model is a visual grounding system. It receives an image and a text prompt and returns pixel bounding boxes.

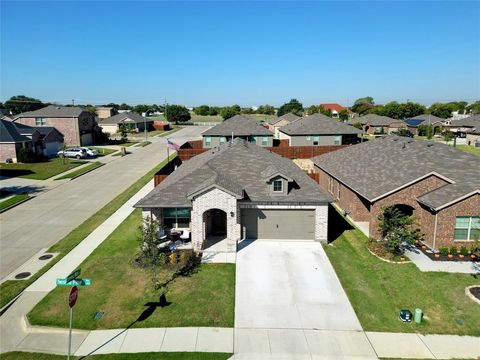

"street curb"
[69,163,105,181]
[0,195,34,214]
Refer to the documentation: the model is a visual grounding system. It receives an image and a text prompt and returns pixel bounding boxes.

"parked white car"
[57,148,87,159]
[79,147,98,157]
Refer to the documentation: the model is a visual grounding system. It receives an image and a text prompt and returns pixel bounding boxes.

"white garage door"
[241,209,315,240]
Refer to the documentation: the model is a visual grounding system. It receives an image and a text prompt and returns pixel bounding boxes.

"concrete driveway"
[235,241,362,331]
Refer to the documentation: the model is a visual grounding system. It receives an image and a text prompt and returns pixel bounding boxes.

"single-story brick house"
[201,115,274,148]
[447,115,480,145]
[278,113,362,146]
[13,105,97,146]
[312,136,479,250]
[405,114,444,135]
[347,114,406,135]
[98,112,154,135]
[135,138,331,252]
[0,119,64,162]
[268,113,301,139]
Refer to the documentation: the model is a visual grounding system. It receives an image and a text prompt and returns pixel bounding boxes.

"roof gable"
[280,113,362,135]
[14,105,84,118]
[202,115,273,136]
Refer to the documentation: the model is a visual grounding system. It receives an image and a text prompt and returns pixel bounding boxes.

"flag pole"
[167,138,170,163]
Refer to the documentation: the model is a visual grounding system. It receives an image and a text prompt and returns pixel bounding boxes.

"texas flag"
[167,139,180,151]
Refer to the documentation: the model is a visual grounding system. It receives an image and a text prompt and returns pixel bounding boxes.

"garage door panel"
[242,209,314,240]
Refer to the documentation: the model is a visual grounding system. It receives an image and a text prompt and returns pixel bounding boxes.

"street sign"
[66,269,81,283]
[57,278,92,286]
[69,286,78,308]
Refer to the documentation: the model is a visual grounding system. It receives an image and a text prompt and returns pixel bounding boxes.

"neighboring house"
[135,138,331,252]
[319,103,354,118]
[347,114,406,135]
[312,136,480,250]
[201,115,274,148]
[96,107,117,119]
[447,115,480,144]
[0,119,64,162]
[268,113,301,139]
[98,112,154,135]
[13,105,96,146]
[278,113,362,146]
[405,114,444,135]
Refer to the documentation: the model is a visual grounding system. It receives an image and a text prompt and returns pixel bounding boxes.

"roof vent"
[427,143,434,147]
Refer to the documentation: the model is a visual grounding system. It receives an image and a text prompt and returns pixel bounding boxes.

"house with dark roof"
[201,115,274,148]
[136,138,331,252]
[319,104,354,118]
[13,105,96,146]
[98,112,154,135]
[267,113,301,139]
[405,114,444,135]
[312,136,479,250]
[347,114,406,135]
[278,113,362,146]
[0,119,64,162]
[447,115,480,144]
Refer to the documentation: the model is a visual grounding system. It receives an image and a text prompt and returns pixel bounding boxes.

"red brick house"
[312,136,479,250]
[13,105,97,146]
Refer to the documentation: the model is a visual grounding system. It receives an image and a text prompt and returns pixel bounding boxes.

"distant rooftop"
[14,105,85,118]
[280,113,362,136]
[202,115,273,136]
[99,112,151,125]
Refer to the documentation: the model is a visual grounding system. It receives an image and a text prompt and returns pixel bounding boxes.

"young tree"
[442,129,454,142]
[165,104,191,123]
[139,215,164,290]
[277,99,303,116]
[119,123,130,142]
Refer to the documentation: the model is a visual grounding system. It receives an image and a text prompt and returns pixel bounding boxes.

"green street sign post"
[56,278,92,286]
[66,269,81,283]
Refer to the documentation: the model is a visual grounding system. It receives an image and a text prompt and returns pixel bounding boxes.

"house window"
[163,208,191,229]
[313,135,319,146]
[262,136,269,146]
[336,180,340,199]
[454,216,480,241]
[219,136,226,144]
[328,176,334,194]
[35,117,46,126]
[273,179,283,192]
[250,136,257,144]
[334,135,341,145]
[306,136,311,141]
[204,136,211,146]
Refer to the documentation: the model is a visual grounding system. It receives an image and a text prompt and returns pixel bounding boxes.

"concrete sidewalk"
[406,247,480,274]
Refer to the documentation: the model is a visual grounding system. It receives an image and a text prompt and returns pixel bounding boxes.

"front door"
[210,209,227,236]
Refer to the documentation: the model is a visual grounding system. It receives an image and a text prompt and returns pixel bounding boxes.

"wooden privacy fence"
[154,156,182,187]
[266,144,350,159]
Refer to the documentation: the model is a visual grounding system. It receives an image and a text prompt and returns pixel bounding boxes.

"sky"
[1,1,479,107]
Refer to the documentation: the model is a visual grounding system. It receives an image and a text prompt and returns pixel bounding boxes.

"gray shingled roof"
[280,113,363,136]
[406,114,444,125]
[99,112,152,125]
[449,115,480,133]
[313,136,480,210]
[202,115,273,136]
[0,120,30,143]
[135,138,332,208]
[269,113,301,125]
[351,114,401,126]
[14,105,85,118]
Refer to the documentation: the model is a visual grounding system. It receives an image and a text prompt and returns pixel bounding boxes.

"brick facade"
[0,143,21,162]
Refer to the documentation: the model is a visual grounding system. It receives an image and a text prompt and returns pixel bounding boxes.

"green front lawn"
[137,141,152,147]
[28,209,235,330]
[455,144,480,157]
[55,162,103,180]
[324,208,480,335]
[0,158,86,180]
[89,147,117,156]
[0,193,30,210]
[0,157,175,309]
[1,352,232,360]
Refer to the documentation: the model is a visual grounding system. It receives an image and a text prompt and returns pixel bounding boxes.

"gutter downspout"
[432,210,438,252]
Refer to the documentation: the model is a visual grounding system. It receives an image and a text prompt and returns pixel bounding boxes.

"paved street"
[0,126,208,280]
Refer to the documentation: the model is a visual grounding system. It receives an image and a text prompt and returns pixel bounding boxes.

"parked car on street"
[79,147,98,157]
[57,148,87,159]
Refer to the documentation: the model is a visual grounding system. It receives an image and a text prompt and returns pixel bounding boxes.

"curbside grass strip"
[0,156,175,309]
[0,194,33,214]
[68,162,105,180]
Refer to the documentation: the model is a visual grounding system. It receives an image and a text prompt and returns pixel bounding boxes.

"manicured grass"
[455,144,480,157]
[0,158,85,180]
[117,141,138,147]
[89,147,117,156]
[1,352,232,360]
[323,208,480,335]
[111,152,125,157]
[55,162,103,180]
[0,193,30,211]
[28,209,235,329]
[137,141,152,147]
[0,157,174,309]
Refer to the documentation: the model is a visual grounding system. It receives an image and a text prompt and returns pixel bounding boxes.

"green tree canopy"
[220,106,240,120]
[118,103,132,110]
[467,101,480,114]
[429,103,453,119]
[354,96,374,106]
[194,105,210,116]
[277,99,303,117]
[338,109,349,121]
[165,104,191,123]
[256,105,275,115]
[305,105,319,115]
[4,95,45,115]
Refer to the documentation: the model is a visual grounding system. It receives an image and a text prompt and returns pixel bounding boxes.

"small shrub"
[460,246,468,256]
[449,246,458,256]
[179,250,194,267]
[439,247,449,256]
[17,147,36,163]
[469,242,479,255]
[169,251,178,265]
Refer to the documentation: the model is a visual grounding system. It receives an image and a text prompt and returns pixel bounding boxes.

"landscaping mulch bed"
[469,286,480,301]
[414,243,479,263]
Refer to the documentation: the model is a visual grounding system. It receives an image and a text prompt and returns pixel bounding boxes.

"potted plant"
[449,246,457,259]
[470,242,479,260]
[421,243,427,251]
[439,246,449,259]
[459,246,468,259]
[434,252,440,260]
